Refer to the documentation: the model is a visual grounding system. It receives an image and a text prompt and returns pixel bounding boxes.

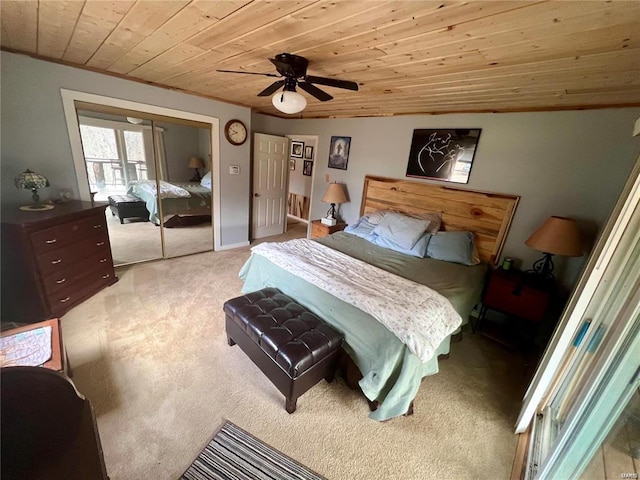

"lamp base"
[20,204,54,211]
[321,217,337,226]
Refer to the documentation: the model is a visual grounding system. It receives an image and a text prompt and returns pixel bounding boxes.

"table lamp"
[15,169,52,211]
[188,157,205,182]
[525,216,582,280]
[321,182,347,226]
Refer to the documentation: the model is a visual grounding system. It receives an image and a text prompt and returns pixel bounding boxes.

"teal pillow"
[426,231,480,265]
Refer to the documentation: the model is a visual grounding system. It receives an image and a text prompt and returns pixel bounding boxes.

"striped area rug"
[181,421,326,480]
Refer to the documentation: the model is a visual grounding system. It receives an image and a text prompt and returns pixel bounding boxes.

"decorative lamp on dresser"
[1,201,117,323]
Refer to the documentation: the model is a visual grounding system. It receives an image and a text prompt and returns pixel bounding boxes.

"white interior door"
[252,133,289,239]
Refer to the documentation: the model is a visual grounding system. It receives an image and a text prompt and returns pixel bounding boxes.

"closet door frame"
[61,89,222,250]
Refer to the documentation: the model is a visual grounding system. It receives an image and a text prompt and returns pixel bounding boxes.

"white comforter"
[251,239,462,363]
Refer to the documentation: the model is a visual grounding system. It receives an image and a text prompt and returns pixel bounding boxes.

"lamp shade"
[322,183,347,204]
[15,169,50,190]
[525,216,582,257]
[272,90,307,114]
[188,157,205,169]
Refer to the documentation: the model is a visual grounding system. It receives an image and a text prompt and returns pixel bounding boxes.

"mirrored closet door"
[77,110,162,265]
[154,120,212,259]
[74,103,213,265]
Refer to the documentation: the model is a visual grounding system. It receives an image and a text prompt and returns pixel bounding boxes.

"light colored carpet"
[106,209,214,265]
[61,228,526,480]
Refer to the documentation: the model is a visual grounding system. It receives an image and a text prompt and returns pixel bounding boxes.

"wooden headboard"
[360,176,520,264]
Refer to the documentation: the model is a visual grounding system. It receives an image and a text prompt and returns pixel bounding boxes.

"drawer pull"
[93,224,102,229]
[96,241,105,246]
[59,296,70,303]
[45,239,57,244]
[102,274,110,279]
[55,278,67,284]
[99,258,108,263]
[51,259,62,265]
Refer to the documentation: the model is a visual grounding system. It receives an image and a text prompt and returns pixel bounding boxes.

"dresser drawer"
[48,265,114,317]
[30,213,107,254]
[42,250,113,296]
[36,232,110,276]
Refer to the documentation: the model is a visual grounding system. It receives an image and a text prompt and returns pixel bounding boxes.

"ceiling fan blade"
[269,57,295,76]
[257,80,286,97]
[306,75,359,91]
[298,82,333,102]
[216,69,280,78]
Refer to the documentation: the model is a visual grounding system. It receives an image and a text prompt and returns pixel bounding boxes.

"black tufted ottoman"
[223,288,344,413]
[108,194,148,224]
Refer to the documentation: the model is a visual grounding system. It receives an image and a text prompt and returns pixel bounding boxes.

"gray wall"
[286,135,317,198]
[156,122,201,183]
[1,52,251,247]
[254,109,640,288]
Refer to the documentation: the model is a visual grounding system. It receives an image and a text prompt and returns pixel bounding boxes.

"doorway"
[286,134,317,231]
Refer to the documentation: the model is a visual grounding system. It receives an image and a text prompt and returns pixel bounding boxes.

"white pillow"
[200,171,212,189]
[372,212,431,250]
[366,209,387,225]
[366,209,441,233]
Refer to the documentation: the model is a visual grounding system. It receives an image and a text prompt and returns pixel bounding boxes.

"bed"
[239,175,519,420]
[126,179,211,226]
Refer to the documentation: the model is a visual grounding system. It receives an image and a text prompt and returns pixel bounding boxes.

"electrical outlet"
[229,165,240,175]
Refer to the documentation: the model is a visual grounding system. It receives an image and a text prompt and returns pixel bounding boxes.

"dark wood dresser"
[1,201,118,323]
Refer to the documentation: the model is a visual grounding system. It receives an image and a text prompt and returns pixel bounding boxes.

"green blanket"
[239,233,486,421]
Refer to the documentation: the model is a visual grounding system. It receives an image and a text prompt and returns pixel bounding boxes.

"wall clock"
[224,119,248,146]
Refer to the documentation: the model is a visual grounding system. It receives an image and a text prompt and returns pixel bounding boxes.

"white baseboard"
[216,241,250,251]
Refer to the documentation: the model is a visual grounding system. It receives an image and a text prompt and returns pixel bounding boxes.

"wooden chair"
[1,366,108,479]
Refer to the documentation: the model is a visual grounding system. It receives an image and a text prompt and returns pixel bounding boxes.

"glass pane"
[155,123,213,258]
[79,125,122,200]
[579,389,640,480]
[80,125,118,159]
[77,112,162,266]
[124,130,147,182]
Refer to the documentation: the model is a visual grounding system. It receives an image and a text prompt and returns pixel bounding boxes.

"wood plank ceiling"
[2,0,640,119]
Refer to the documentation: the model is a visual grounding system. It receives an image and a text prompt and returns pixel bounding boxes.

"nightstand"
[475,268,553,348]
[311,220,347,239]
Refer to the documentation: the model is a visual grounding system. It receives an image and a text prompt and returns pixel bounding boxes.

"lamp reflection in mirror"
[188,157,205,182]
[14,169,51,211]
[525,216,582,280]
[321,182,347,226]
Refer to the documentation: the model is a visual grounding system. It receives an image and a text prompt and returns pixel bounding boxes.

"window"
[78,117,153,201]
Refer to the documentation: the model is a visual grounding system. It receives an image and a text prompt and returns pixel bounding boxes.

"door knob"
[254,193,260,197]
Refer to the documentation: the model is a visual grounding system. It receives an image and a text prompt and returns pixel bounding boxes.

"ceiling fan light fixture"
[272,90,307,114]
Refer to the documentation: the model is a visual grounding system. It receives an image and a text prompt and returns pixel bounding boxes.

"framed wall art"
[328,136,351,170]
[405,129,481,184]
[291,141,304,158]
[303,160,313,176]
[304,145,314,159]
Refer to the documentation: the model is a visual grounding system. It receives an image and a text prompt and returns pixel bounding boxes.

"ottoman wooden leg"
[286,396,297,414]
[227,336,236,347]
[324,369,336,383]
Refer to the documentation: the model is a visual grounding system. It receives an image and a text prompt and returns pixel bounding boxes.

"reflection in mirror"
[153,121,213,258]
[76,109,162,265]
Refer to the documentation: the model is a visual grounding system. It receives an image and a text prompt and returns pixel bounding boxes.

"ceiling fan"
[217,53,359,114]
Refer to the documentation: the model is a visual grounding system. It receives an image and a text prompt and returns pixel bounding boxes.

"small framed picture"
[291,141,304,158]
[304,146,314,159]
[328,136,351,170]
[289,159,296,170]
[303,160,313,176]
